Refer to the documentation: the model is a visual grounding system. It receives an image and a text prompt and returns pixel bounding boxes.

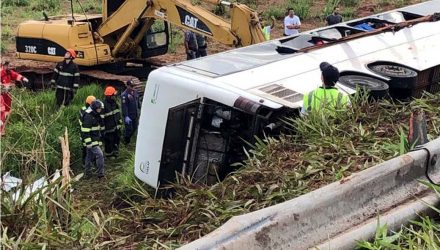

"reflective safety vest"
[302,87,349,113]
[262,26,271,41]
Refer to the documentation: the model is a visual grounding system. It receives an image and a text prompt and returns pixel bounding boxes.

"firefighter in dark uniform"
[51,48,80,107]
[102,86,122,158]
[121,80,140,144]
[81,100,105,178]
[79,95,96,164]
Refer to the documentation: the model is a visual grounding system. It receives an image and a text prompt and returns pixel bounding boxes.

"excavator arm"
[97,0,265,56]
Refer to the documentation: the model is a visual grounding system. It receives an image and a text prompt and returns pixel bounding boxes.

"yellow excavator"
[16,0,265,69]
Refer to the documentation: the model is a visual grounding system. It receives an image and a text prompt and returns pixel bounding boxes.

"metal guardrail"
[180,137,440,250]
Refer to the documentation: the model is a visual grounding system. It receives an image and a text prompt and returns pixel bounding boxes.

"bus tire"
[368,62,417,89]
[339,74,389,99]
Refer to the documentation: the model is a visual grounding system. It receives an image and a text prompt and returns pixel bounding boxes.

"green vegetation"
[340,0,360,7]
[395,0,412,8]
[1,85,104,178]
[2,84,440,248]
[323,0,341,19]
[168,26,184,53]
[342,7,356,20]
[73,0,102,14]
[356,183,440,249]
[285,0,312,19]
[262,6,286,20]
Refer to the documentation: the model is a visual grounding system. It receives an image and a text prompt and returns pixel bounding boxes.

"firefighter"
[103,86,122,158]
[1,61,29,114]
[81,100,105,178]
[121,80,140,144]
[301,62,349,114]
[79,95,96,164]
[50,49,80,107]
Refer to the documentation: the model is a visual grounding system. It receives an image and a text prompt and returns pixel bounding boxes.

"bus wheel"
[368,62,417,89]
[339,74,389,99]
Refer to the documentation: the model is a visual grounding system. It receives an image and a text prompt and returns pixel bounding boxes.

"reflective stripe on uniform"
[103,109,121,117]
[81,127,91,132]
[84,137,92,143]
[57,85,74,91]
[58,71,75,77]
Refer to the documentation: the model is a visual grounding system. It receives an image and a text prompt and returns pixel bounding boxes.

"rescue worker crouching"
[103,86,123,158]
[301,62,349,115]
[79,95,96,164]
[81,100,105,178]
[121,80,140,145]
[51,49,80,107]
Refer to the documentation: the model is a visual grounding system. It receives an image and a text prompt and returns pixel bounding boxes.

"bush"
[322,0,341,19]
[1,84,103,177]
[29,0,59,11]
[1,0,29,7]
[263,6,286,20]
[342,7,356,20]
[340,0,360,7]
[73,0,102,14]
[285,0,312,19]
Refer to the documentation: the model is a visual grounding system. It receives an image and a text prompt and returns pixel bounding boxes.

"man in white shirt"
[284,8,301,36]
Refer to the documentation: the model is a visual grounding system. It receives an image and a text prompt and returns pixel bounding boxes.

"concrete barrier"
[180,138,440,250]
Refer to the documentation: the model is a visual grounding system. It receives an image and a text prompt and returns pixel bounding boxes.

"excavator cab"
[103,0,169,59]
[140,20,169,58]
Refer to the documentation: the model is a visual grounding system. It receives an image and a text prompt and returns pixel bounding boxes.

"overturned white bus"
[135,0,440,188]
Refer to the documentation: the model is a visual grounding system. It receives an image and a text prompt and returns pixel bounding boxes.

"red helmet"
[104,86,117,96]
[66,48,77,59]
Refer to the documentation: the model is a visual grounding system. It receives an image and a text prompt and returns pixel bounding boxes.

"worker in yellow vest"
[261,16,275,41]
[302,62,349,114]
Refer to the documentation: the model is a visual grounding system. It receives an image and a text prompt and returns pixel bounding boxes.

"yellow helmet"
[85,95,96,105]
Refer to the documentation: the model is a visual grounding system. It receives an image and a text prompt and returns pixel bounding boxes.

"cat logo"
[184,15,199,29]
[177,6,212,35]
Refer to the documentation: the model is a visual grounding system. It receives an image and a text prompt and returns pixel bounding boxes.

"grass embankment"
[1,84,104,178]
[105,93,440,248]
[2,89,440,249]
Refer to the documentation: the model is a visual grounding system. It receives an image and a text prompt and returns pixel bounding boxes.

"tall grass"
[323,0,341,19]
[0,174,121,249]
[3,89,440,248]
[285,0,312,19]
[1,84,103,178]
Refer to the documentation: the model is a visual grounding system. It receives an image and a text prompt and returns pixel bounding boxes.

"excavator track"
[4,54,166,95]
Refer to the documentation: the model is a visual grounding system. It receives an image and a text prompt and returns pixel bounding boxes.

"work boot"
[83,172,93,180]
